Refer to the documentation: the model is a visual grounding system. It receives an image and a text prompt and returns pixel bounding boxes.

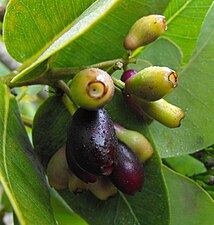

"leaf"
[51,190,88,225]
[138,37,183,71]
[0,83,56,225]
[164,155,207,176]
[149,2,214,158]
[5,0,122,83]
[56,91,170,225]
[163,166,214,225]
[32,95,71,167]
[164,0,213,63]
[4,0,96,62]
[4,0,171,83]
[52,0,170,68]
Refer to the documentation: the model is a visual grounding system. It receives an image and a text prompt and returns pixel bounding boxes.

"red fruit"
[121,69,138,82]
[110,141,144,195]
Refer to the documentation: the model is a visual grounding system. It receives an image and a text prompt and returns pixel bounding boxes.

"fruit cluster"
[39,14,185,200]
[47,106,153,199]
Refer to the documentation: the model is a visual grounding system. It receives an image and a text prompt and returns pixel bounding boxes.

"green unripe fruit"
[114,124,153,163]
[70,68,114,110]
[125,66,178,101]
[124,15,167,50]
[47,145,70,190]
[88,178,117,200]
[131,96,185,128]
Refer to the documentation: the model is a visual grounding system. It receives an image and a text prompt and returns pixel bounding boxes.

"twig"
[0,41,22,71]
[0,4,6,22]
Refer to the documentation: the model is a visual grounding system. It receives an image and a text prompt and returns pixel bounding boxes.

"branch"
[0,4,6,22]
[0,41,22,71]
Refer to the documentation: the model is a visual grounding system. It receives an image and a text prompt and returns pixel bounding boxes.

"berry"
[124,15,167,50]
[110,141,144,195]
[114,123,153,163]
[127,96,185,128]
[66,108,118,176]
[66,151,97,183]
[68,173,88,193]
[121,69,138,82]
[125,66,178,101]
[70,68,114,110]
[88,178,117,200]
[47,145,70,190]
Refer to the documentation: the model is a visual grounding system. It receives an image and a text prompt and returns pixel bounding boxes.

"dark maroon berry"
[110,141,144,195]
[66,152,97,183]
[66,108,118,176]
[121,69,138,82]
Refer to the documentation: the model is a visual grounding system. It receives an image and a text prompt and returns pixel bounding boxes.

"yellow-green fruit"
[131,96,185,128]
[47,145,70,190]
[68,173,88,193]
[70,68,114,110]
[88,178,117,200]
[114,124,153,163]
[125,66,178,101]
[124,15,167,50]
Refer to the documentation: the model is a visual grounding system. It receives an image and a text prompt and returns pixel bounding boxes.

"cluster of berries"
[47,68,154,199]
[44,14,184,200]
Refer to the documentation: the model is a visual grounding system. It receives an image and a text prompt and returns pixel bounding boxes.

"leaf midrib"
[119,192,140,225]
[166,0,192,25]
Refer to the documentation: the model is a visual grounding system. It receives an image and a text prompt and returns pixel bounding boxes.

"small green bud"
[125,66,178,101]
[114,124,153,163]
[130,96,185,128]
[47,145,70,190]
[88,178,117,200]
[124,15,167,50]
[70,68,114,110]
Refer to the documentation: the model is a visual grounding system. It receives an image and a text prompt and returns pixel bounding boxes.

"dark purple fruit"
[110,141,144,195]
[121,69,138,82]
[67,152,97,183]
[66,108,118,176]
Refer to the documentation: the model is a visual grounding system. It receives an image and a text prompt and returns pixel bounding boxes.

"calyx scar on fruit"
[70,68,114,110]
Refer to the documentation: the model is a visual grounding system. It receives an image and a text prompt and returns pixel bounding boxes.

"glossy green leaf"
[32,95,71,167]
[138,37,183,71]
[164,155,207,176]
[149,2,214,157]
[163,166,214,225]
[0,83,56,225]
[5,0,121,83]
[164,0,213,63]
[4,0,96,62]
[51,190,88,225]
[52,0,170,68]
